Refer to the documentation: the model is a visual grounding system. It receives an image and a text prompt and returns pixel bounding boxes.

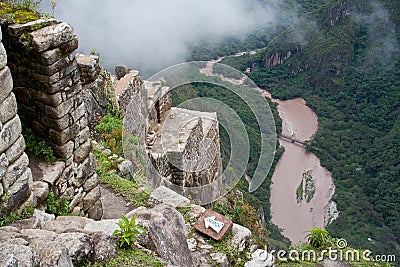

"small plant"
[95,114,124,155]
[305,227,331,249]
[113,215,146,248]
[90,48,100,57]
[0,1,41,24]
[0,204,35,226]
[50,0,56,15]
[46,192,71,216]
[23,125,56,162]
[8,0,43,12]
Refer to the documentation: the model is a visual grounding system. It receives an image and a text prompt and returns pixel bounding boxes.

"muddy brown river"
[203,56,335,244]
[264,93,335,244]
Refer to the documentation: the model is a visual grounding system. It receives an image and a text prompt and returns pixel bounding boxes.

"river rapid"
[202,55,336,244]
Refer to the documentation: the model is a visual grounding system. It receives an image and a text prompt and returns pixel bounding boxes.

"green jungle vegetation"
[189,0,400,260]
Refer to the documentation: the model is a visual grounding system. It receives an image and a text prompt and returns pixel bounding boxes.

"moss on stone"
[0,2,41,24]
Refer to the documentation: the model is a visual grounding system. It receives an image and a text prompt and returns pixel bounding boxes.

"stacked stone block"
[116,70,143,114]
[76,53,100,84]
[122,73,148,167]
[2,20,102,219]
[0,27,34,214]
[77,55,118,128]
[144,80,172,133]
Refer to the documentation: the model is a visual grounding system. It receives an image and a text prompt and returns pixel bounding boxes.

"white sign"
[204,216,224,233]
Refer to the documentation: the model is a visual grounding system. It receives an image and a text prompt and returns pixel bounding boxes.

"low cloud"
[41,0,280,77]
[353,0,400,69]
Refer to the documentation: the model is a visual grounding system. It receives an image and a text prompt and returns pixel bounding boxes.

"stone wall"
[118,70,148,168]
[0,27,34,214]
[144,80,172,133]
[77,54,118,128]
[1,19,102,219]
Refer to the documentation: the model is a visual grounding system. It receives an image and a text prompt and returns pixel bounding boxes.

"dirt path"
[100,185,133,219]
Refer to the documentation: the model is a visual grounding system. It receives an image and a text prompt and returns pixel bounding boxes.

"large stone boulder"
[230,223,252,252]
[0,243,41,267]
[55,233,94,265]
[127,204,197,267]
[148,186,190,208]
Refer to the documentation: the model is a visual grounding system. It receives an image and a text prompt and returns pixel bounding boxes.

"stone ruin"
[0,19,102,219]
[0,15,273,267]
[76,49,223,199]
[0,16,223,220]
[113,67,223,201]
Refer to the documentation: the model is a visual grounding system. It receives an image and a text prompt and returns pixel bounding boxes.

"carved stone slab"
[194,209,233,241]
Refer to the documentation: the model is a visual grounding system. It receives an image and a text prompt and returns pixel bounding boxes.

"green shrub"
[305,227,331,249]
[23,126,56,162]
[95,114,123,134]
[95,114,124,155]
[113,215,146,248]
[46,192,71,216]
[0,204,35,226]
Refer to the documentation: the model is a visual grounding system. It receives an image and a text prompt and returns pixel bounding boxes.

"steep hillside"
[220,0,400,257]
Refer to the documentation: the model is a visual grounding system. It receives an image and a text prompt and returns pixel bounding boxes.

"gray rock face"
[0,115,21,155]
[4,136,24,165]
[210,252,229,267]
[3,153,29,189]
[148,186,190,208]
[115,65,132,80]
[89,232,117,262]
[0,42,7,73]
[55,233,94,265]
[0,207,119,266]
[0,67,13,103]
[44,219,84,234]
[31,181,49,202]
[0,93,17,125]
[30,22,74,53]
[130,204,197,267]
[117,159,134,178]
[32,209,55,228]
[0,153,8,180]
[84,219,120,236]
[0,243,41,267]
[7,168,32,211]
[230,223,252,252]
[29,240,73,267]
[10,218,40,230]
[187,238,197,252]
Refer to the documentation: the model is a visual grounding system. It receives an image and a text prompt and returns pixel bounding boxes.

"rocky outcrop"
[127,204,197,267]
[0,204,201,266]
[265,46,301,68]
[324,200,339,227]
[147,185,190,208]
[0,209,115,266]
[324,0,352,27]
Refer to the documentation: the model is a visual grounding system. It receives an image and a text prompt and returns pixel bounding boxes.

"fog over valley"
[40,0,281,77]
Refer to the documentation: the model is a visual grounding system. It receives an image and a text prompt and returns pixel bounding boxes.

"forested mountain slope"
[217,0,400,257]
